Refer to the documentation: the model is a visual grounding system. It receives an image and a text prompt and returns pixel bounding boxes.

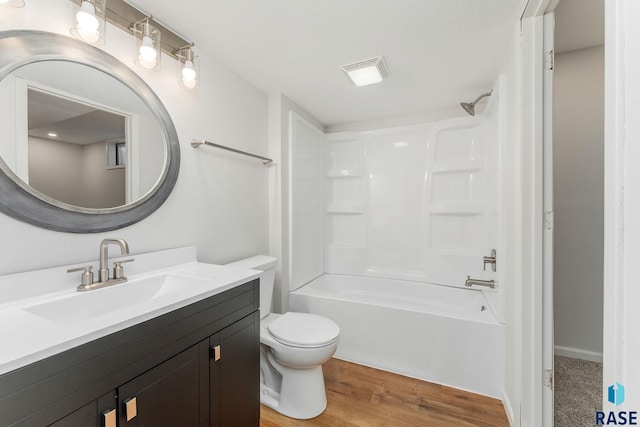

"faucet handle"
[67,265,94,287]
[113,258,135,280]
[483,249,497,272]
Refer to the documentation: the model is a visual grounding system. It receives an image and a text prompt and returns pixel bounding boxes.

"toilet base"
[260,351,328,419]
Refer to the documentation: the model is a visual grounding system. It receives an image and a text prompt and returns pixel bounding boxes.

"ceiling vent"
[341,56,389,87]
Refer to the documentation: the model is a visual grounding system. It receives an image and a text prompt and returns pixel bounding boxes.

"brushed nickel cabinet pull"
[102,408,116,427]
[213,345,221,362]
[124,397,137,421]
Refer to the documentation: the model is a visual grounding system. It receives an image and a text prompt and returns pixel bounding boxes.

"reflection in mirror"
[28,89,127,208]
[0,60,166,210]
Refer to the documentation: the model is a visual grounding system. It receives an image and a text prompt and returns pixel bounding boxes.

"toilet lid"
[267,312,340,348]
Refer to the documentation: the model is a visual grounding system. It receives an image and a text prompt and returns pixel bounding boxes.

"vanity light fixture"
[133,16,161,71]
[68,0,197,88]
[176,43,198,89]
[70,0,106,45]
[341,56,389,87]
[0,0,25,7]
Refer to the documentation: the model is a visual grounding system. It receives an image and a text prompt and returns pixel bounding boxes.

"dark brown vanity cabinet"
[211,313,259,427]
[117,343,206,427]
[117,313,258,427]
[49,392,117,427]
[0,279,259,427]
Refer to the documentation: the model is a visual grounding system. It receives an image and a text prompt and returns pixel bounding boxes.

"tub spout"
[465,275,495,289]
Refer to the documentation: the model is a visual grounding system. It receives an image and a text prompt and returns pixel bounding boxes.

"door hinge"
[545,50,554,70]
[544,211,554,231]
[544,369,553,389]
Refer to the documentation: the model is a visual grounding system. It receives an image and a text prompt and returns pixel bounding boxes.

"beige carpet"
[554,355,603,426]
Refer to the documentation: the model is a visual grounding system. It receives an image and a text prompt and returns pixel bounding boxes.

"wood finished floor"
[260,358,509,427]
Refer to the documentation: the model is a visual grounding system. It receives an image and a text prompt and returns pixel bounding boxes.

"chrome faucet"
[99,238,130,283]
[68,238,134,291]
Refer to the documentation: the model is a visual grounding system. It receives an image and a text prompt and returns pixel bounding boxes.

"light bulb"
[137,35,158,69]
[76,1,99,32]
[181,60,197,88]
[75,1,100,43]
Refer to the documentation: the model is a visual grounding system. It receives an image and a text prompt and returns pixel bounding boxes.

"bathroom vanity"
[0,247,260,427]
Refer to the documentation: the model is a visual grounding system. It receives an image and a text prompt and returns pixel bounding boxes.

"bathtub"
[289,274,504,398]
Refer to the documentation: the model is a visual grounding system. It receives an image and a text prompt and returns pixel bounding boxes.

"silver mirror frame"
[0,30,180,233]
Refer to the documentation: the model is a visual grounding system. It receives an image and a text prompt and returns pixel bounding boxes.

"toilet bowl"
[226,256,340,420]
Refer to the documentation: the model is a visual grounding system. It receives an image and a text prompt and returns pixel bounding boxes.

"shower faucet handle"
[483,249,497,272]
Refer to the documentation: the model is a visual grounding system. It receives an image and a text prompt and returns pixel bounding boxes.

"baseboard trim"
[554,345,603,363]
[502,388,517,426]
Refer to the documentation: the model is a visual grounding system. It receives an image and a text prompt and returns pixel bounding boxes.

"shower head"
[460,91,493,116]
[460,102,475,116]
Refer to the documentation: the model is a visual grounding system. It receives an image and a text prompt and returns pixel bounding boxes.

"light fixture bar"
[69,0,190,61]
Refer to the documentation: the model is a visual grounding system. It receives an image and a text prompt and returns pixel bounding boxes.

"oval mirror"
[0,30,180,233]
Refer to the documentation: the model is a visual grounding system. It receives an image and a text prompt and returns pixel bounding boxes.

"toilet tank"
[226,255,277,319]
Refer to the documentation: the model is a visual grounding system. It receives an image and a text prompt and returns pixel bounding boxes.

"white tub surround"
[324,115,500,293]
[290,274,505,398]
[0,246,261,375]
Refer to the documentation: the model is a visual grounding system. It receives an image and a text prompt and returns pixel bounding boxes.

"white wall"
[27,137,84,206]
[0,0,269,274]
[81,141,126,208]
[28,137,126,209]
[553,46,604,361]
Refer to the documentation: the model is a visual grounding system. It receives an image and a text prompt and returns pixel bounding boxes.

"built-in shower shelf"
[327,203,365,214]
[326,168,362,178]
[430,160,483,174]
[429,201,482,215]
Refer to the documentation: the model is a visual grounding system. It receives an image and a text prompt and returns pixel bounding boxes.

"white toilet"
[227,255,339,420]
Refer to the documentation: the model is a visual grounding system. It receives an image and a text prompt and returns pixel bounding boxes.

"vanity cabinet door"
[210,311,259,427]
[118,343,209,427]
[49,391,117,427]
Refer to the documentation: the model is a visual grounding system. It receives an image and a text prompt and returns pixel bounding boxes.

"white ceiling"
[28,90,125,145]
[127,1,525,126]
[554,0,604,54]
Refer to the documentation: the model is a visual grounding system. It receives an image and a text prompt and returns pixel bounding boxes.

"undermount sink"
[23,274,209,325]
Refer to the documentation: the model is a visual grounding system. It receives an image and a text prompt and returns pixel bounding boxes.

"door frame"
[519,1,557,425]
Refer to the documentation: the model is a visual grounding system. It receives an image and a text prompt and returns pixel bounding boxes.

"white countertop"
[0,247,261,375]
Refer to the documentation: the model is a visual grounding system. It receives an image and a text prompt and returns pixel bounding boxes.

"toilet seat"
[267,312,340,348]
